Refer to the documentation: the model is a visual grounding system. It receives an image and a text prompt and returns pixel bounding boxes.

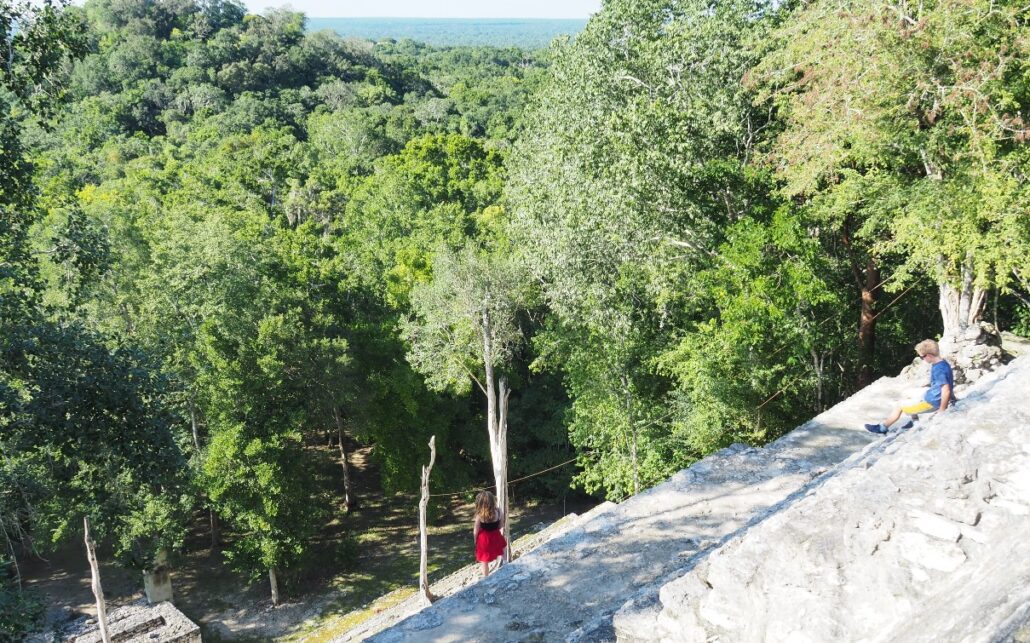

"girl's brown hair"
[475,490,498,521]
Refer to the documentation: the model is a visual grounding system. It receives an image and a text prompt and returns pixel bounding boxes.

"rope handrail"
[379,452,589,500]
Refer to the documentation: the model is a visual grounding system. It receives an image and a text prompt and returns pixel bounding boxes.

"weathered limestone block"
[370,354,1028,642]
[908,509,962,541]
[72,600,199,643]
[143,567,174,604]
[944,322,1006,385]
[371,375,918,642]
[143,550,174,604]
[614,357,1030,642]
[896,531,966,572]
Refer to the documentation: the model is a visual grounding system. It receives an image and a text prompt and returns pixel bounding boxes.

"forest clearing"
[27,441,593,640]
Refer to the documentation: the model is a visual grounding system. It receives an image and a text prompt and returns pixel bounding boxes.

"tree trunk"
[332,406,356,511]
[189,402,200,454]
[939,262,987,355]
[481,307,511,563]
[811,349,826,412]
[842,216,880,389]
[84,517,111,643]
[857,259,880,388]
[622,374,639,496]
[497,377,511,562]
[418,436,437,607]
[190,402,220,549]
[1,519,21,592]
[269,567,280,606]
[209,510,219,551]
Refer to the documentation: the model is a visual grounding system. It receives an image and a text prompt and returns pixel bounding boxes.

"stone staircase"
[615,356,1030,642]
[371,356,1030,642]
[369,366,949,642]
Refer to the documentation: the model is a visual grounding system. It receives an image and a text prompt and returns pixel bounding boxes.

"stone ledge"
[70,601,199,643]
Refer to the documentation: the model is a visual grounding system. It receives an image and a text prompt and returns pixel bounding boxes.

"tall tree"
[507,0,807,497]
[403,246,531,551]
[758,0,1030,368]
[2,3,186,636]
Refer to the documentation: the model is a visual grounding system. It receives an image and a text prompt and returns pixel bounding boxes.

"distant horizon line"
[304,16,588,20]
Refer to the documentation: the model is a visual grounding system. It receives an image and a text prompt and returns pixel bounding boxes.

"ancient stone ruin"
[945,321,1005,384]
[370,351,1030,642]
[70,600,200,643]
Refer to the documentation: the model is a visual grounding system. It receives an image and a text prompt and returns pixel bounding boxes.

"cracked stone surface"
[70,600,200,643]
[615,356,1030,642]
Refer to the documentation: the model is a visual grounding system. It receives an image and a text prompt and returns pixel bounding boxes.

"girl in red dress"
[473,490,507,577]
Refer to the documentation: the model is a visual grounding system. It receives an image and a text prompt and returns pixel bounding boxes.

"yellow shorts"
[901,400,936,415]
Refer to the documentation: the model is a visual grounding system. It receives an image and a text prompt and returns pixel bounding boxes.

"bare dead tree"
[84,517,111,643]
[418,436,437,607]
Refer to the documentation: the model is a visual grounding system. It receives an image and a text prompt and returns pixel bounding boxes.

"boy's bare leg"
[883,407,903,428]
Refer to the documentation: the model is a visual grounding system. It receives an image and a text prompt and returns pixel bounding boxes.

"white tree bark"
[939,260,987,355]
[497,377,511,562]
[269,567,280,606]
[482,307,512,563]
[811,349,827,411]
[418,436,437,606]
[84,517,111,643]
[189,401,200,453]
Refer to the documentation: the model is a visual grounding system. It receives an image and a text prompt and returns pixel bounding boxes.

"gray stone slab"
[70,600,199,643]
[615,357,1030,642]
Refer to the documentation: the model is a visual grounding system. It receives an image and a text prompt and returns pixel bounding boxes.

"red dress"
[475,513,507,562]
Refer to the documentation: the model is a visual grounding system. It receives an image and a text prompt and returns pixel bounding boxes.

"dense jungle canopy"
[1,0,1028,634]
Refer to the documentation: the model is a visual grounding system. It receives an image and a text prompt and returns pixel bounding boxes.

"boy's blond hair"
[915,339,940,357]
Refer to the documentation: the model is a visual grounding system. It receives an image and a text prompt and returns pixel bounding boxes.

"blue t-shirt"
[924,360,954,407]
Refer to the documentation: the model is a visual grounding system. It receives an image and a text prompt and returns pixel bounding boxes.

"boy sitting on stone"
[865,339,954,435]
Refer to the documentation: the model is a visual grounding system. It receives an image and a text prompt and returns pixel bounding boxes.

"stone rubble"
[67,599,200,643]
[937,321,1006,385]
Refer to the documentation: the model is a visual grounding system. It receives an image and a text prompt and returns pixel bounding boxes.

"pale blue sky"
[243,1,601,19]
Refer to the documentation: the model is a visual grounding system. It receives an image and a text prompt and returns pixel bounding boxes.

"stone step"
[613,357,1029,641]
[370,370,933,642]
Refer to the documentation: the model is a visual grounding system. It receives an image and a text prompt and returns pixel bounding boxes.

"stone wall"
[943,321,1006,385]
[370,371,923,641]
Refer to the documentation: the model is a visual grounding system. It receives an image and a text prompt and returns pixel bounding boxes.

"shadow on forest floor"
[23,440,591,641]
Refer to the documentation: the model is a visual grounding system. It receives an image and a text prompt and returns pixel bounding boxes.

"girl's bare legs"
[481,561,490,577]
